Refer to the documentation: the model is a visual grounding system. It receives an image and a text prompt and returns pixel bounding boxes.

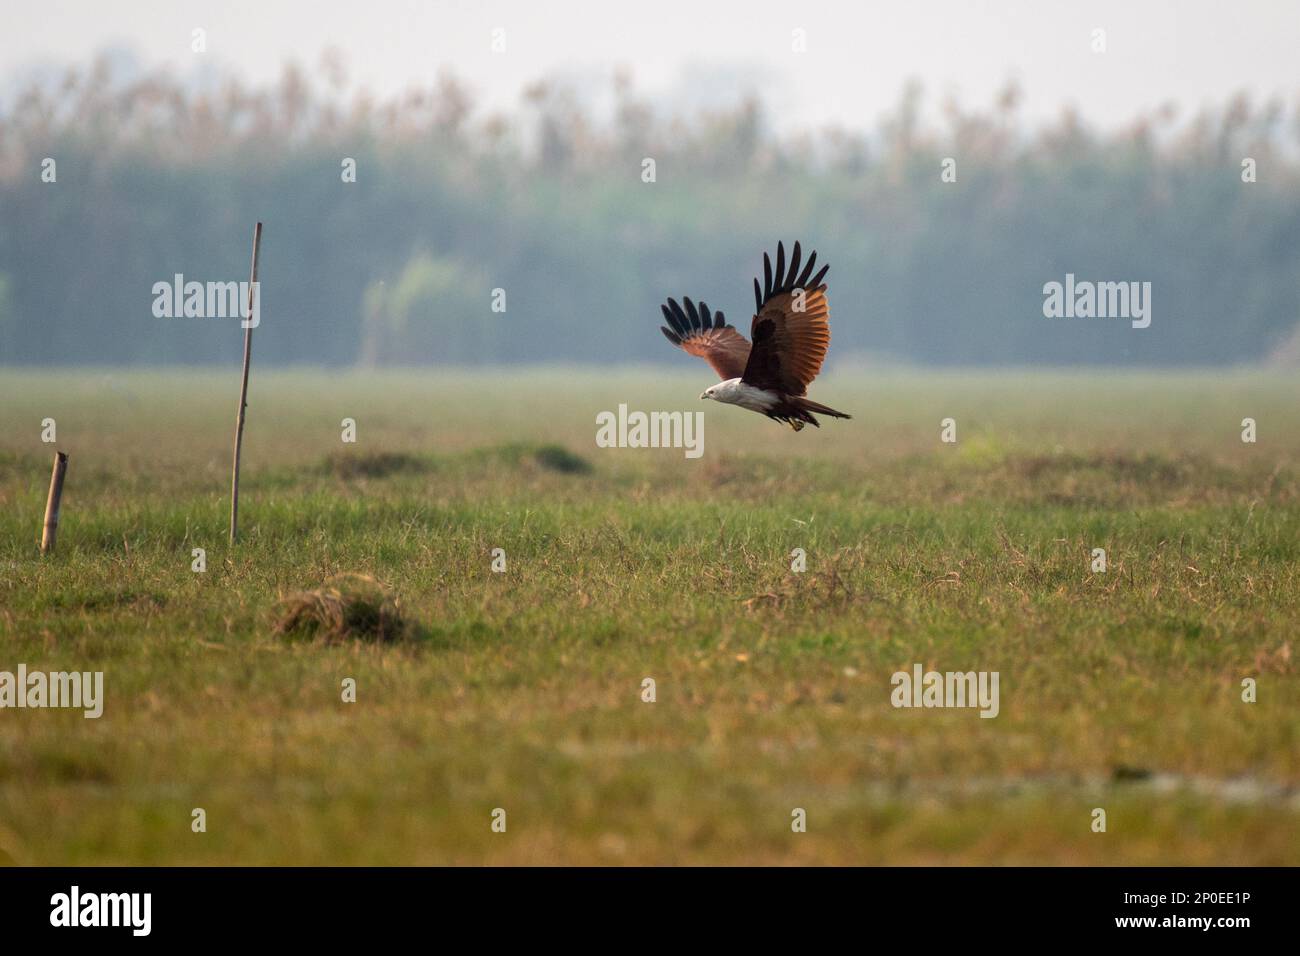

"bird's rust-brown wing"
[660,296,751,381]
[741,241,831,396]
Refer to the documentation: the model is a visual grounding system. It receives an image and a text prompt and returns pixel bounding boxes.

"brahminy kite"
[659,241,851,430]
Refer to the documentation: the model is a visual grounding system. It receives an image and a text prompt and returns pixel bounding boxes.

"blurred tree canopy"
[0,56,1297,367]
[359,253,495,365]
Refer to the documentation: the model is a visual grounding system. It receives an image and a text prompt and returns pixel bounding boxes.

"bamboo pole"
[229,221,263,546]
[40,451,68,554]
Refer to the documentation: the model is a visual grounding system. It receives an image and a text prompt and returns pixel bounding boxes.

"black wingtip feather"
[660,304,679,334]
[682,296,701,329]
[754,242,831,311]
[661,326,682,345]
[668,297,691,331]
[661,302,685,335]
[796,251,817,288]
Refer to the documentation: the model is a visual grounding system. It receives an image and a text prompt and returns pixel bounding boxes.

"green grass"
[0,368,1296,865]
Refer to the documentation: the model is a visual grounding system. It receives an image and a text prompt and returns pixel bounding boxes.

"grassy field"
[0,368,1296,865]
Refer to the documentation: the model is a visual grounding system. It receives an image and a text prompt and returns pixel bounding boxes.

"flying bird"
[659,241,851,431]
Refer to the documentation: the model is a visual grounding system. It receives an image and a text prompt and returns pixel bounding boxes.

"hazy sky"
[6,0,1299,130]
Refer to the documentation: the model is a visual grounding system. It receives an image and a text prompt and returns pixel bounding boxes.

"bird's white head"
[700,378,746,405]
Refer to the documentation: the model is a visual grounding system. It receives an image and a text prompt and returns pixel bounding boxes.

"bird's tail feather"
[790,396,851,420]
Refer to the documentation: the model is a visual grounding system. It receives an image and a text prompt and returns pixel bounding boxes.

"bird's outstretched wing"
[660,296,751,381]
[741,241,831,397]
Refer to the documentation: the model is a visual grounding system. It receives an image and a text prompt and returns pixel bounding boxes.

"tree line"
[1,56,1297,367]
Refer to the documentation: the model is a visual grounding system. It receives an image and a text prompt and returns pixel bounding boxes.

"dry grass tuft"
[272,573,408,643]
